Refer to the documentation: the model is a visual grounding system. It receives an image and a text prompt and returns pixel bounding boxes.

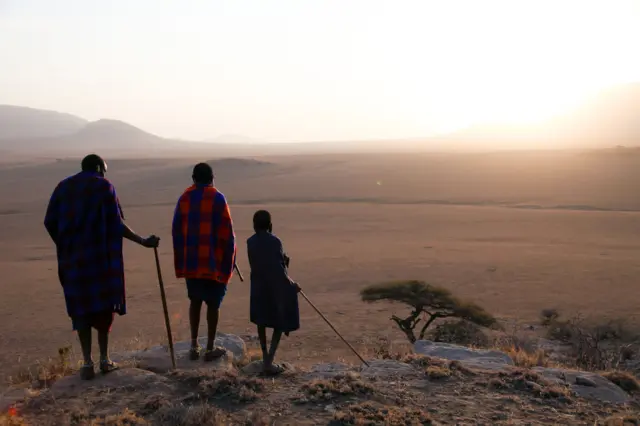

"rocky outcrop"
[533,367,631,404]
[50,368,172,398]
[414,340,514,371]
[360,360,416,378]
[414,340,632,404]
[112,333,245,374]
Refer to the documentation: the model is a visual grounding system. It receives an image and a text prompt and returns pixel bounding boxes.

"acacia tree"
[360,280,496,343]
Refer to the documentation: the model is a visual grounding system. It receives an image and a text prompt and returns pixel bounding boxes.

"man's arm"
[269,238,300,291]
[218,195,237,276]
[105,183,159,248]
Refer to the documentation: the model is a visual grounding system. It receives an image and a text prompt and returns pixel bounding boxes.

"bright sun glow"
[1,0,639,141]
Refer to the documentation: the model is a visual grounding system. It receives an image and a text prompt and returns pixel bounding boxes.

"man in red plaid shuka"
[172,163,236,362]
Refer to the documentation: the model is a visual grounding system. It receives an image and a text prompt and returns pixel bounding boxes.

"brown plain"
[1,150,639,382]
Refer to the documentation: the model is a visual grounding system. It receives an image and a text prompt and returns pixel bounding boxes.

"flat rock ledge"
[414,339,631,404]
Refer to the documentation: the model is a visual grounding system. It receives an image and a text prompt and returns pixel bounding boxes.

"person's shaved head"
[81,154,107,175]
[192,162,214,185]
[253,210,272,233]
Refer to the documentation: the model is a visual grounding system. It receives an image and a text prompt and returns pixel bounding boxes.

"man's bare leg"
[206,305,220,351]
[266,329,283,368]
[189,299,203,347]
[78,328,93,365]
[189,299,203,359]
[257,325,268,362]
[77,328,95,380]
[97,329,118,373]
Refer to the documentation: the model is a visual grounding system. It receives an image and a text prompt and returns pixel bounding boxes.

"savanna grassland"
[1,150,640,384]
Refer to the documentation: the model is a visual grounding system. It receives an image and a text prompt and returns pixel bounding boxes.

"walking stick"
[233,264,244,282]
[299,291,370,367]
[153,247,177,370]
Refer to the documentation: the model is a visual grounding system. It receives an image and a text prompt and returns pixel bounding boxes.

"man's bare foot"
[80,363,95,380]
[189,346,202,361]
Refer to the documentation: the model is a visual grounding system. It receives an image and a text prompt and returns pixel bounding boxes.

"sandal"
[262,363,286,376]
[99,359,119,374]
[80,362,95,381]
[189,346,202,361]
[203,347,226,362]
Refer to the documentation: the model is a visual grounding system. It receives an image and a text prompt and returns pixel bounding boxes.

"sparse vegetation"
[169,370,266,403]
[360,280,497,343]
[332,401,433,426]
[540,311,640,371]
[8,346,74,388]
[430,319,489,347]
[602,371,640,393]
[154,403,224,426]
[503,346,549,368]
[294,372,374,403]
[488,369,573,402]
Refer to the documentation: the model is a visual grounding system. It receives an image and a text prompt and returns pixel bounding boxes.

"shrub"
[540,308,560,326]
[602,371,640,393]
[332,402,433,425]
[541,312,640,371]
[360,280,496,343]
[294,372,374,403]
[431,320,489,347]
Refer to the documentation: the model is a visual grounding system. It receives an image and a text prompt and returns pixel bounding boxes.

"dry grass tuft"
[169,370,266,403]
[399,353,447,368]
[600,415,640,426]
[602,371,640,393]
[233,346,264,369]
[294,372,375,403]
[154,403,224,426]
[0,413,27,426]
[89,408,148,425]
[425,365,451,381]
[8,346,74,388]
[503,346,549,368]
[332,401,433,426]
[487,369,573,402]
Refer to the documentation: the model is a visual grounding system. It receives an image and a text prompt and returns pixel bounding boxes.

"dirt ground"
[1,150,640,384]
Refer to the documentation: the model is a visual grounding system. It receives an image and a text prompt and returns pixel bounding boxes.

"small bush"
[541,313,640,371]
[90,409,148,425]
[169,370,265,403]
[503,346,549,368]
[602,371,640,393]
[540,309,560,326]
[431,320,489,347]
[490,370,573,403]
[332,401,433,426]
[0,412,27,426]
[425,365,451,380]
[361,280,496,343]
[154,404,224,426]
[295,372,374,403]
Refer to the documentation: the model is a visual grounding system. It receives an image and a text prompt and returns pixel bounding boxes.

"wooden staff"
[153,247,177,370]
[300,291,370,367]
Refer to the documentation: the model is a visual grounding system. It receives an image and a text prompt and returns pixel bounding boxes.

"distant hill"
[206,134,264,144]
[0,105,87,140]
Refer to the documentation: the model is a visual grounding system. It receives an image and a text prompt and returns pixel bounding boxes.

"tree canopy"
[361,280,496,343]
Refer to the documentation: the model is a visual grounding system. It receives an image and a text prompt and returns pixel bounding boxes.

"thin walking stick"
[153,247,177,370]
[300,291,370,367]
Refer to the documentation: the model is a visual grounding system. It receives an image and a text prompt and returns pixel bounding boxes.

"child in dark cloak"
[247,210,301,375]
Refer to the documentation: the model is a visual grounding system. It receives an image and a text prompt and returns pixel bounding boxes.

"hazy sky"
[2,0,639,142]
